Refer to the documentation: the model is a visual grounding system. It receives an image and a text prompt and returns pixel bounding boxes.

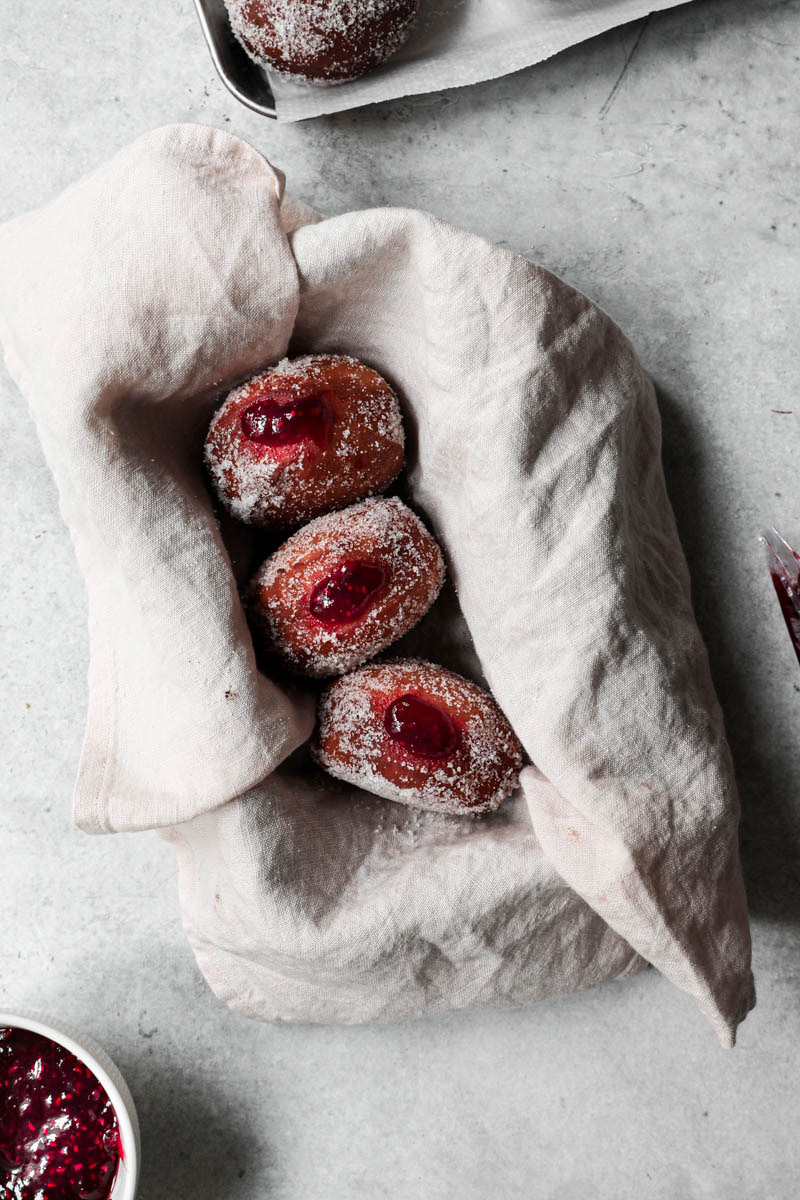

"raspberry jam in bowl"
[0,1013,139,1200]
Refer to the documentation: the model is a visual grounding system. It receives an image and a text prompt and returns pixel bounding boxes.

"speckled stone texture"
[1,1,798,1197]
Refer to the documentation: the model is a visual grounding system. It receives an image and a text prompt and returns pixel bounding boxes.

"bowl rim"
[0,1010,140,1200]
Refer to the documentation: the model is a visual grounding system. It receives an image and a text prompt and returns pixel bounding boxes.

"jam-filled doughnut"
[248,498,444,678]
[224,0,419,86]
[204,354,404,529]
[313,659,523,815]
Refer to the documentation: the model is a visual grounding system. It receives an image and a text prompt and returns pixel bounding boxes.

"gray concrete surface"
[1,1,799,1197]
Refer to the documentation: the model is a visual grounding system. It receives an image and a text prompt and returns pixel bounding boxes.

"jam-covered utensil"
[762,528,800,667]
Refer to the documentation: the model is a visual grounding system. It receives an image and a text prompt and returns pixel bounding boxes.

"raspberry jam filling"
[309,561,388,625]
[383,694,460,759]
[0,1027,121,1200]
[241,390,333,449]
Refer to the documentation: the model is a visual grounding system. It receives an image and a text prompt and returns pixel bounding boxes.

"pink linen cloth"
[0,125,754,1044]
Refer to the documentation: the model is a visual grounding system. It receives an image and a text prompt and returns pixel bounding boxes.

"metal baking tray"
[193,0,277,118]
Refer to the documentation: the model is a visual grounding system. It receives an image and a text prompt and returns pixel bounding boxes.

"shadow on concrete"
[129,1054,265,1200]
[656,382,800,925]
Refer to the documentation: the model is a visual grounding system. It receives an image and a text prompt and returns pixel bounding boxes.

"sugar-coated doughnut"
[248,498,445,678]
[313,659,523,815]
[224,0,419,86]
[204,354,404,529]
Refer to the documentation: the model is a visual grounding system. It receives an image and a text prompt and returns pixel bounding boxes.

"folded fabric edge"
[0,124,308,837]
[522,769,755,1047]
[163,817,652,1023]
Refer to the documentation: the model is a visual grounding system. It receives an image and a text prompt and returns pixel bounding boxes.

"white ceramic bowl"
[0,1010,140,1200]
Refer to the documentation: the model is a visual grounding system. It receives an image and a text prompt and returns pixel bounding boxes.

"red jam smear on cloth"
[0,1027,121,1200]
[241,390,333,450]
[309,561,388,625]
[383,694,460,759]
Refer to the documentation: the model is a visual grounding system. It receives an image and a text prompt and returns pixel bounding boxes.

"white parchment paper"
[267,0,693,121]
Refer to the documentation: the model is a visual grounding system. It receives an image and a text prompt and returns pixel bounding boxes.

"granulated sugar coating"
[204,354,404,529]
[224,0,419,85]
[313,658,524,815]
[247,497,445,677]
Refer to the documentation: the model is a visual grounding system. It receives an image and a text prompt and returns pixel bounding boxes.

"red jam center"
[309,561,388,625]
[240,389,333,449]
[0,1027,121,1200]
[383,694,460,759]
